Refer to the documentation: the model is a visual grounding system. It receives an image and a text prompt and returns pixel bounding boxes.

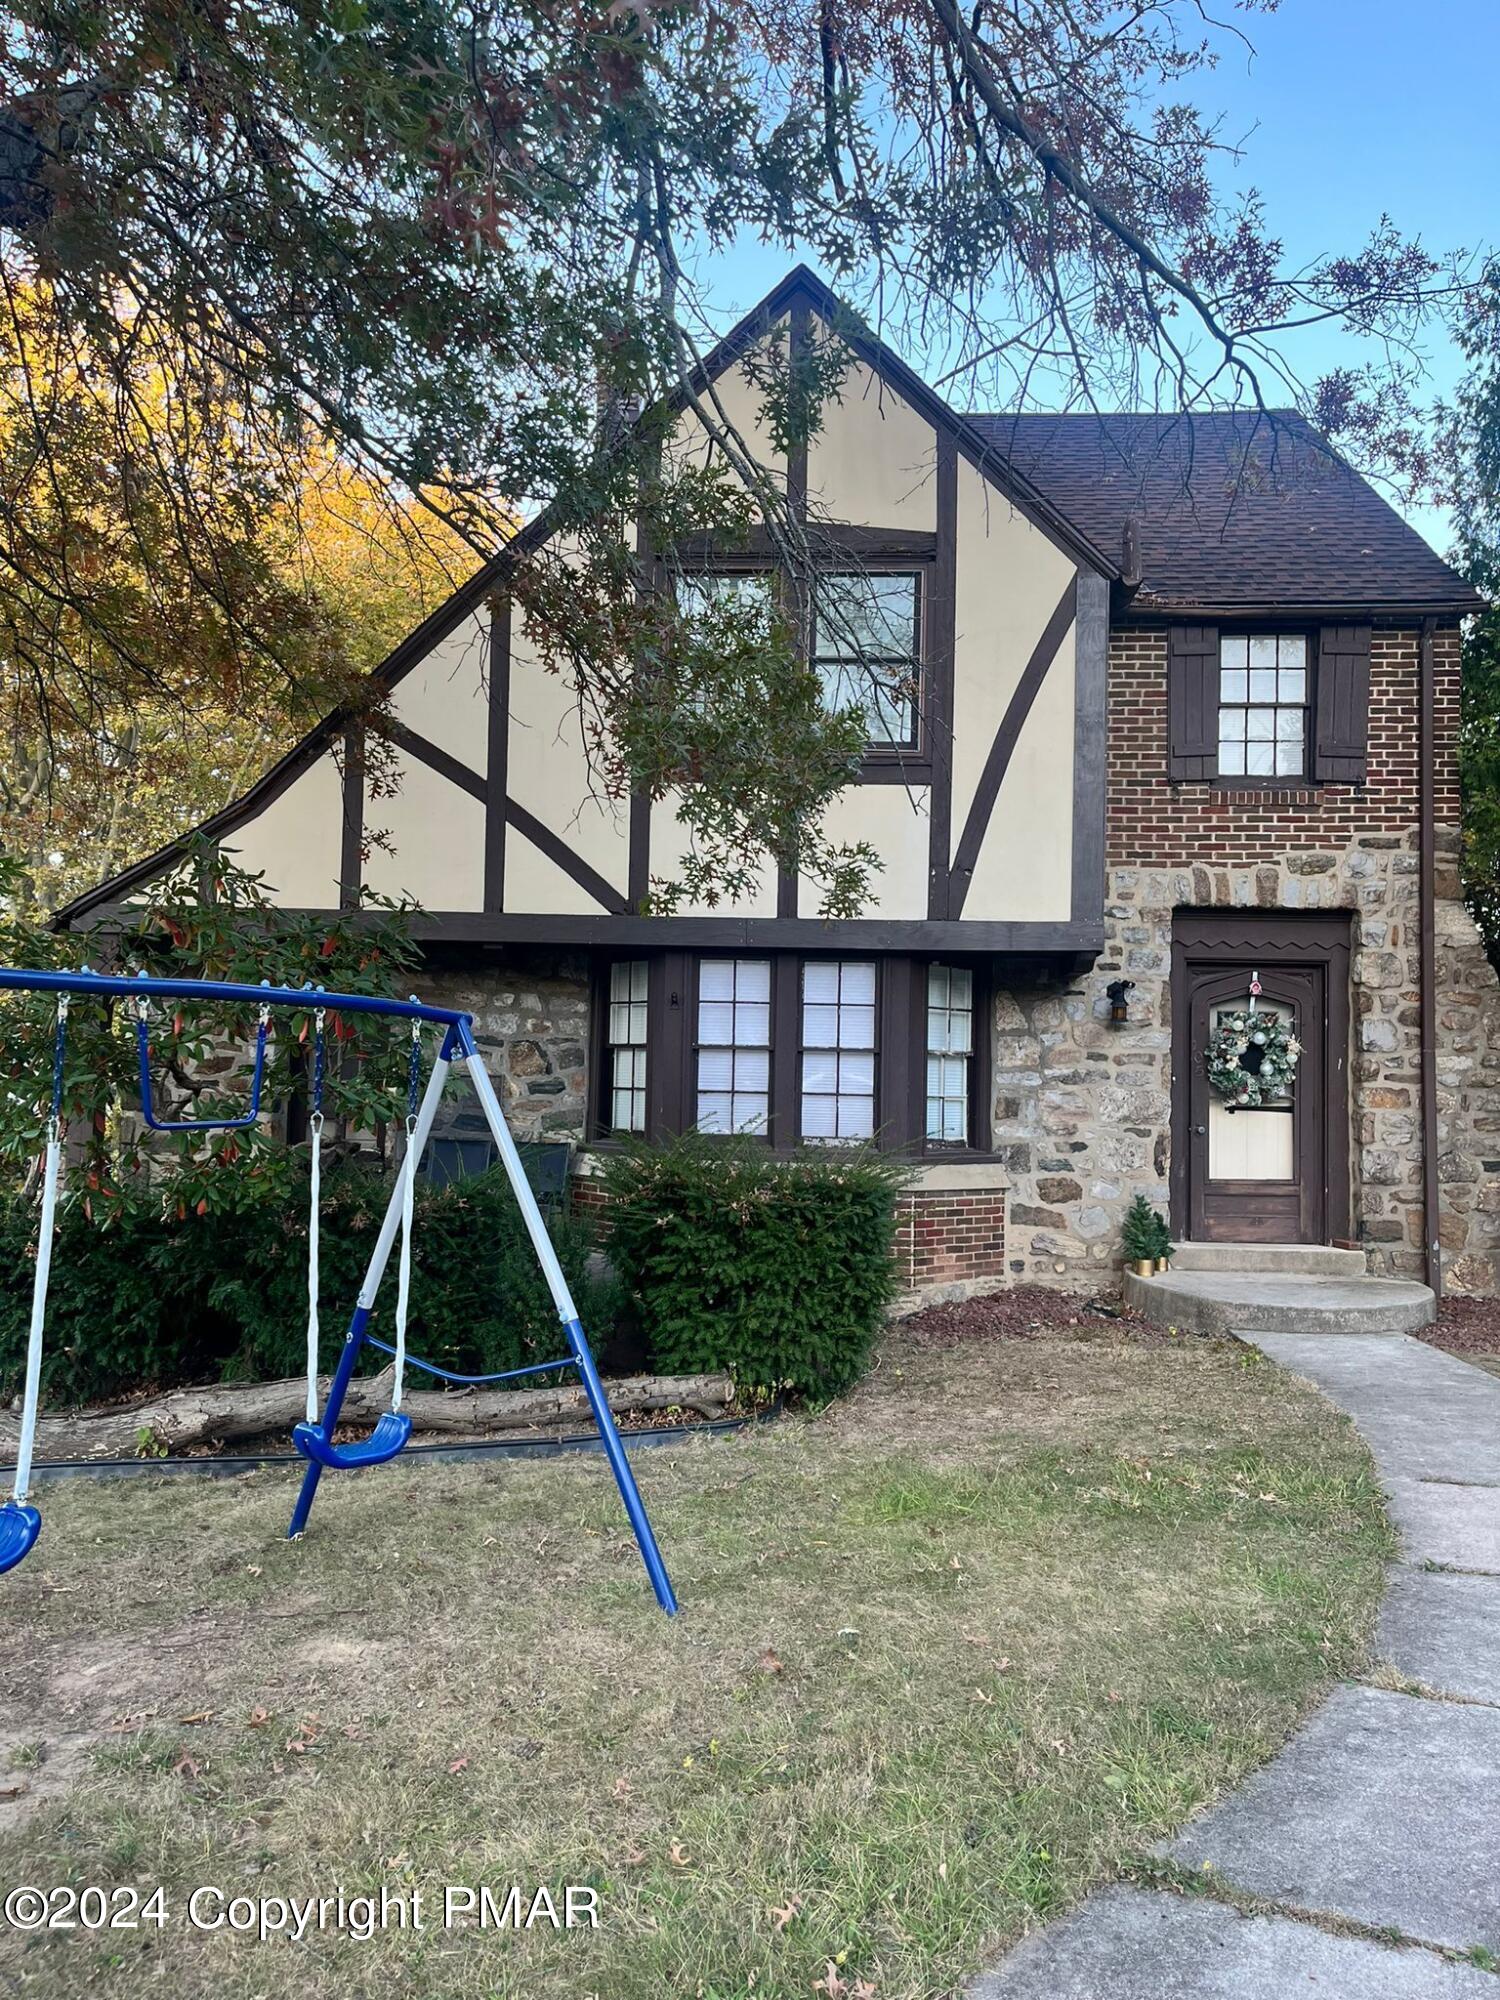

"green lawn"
[0,1326,1390,1998]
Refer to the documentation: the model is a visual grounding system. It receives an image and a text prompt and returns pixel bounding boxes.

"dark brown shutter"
[1313,624,1372,783]
[1167,624,1219,780]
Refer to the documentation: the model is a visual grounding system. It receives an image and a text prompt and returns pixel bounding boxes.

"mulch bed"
[1418,1293,1500,1358]
[900,1283,1177,1350]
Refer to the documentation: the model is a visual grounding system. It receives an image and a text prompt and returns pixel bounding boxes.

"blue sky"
[696,0,1499,548]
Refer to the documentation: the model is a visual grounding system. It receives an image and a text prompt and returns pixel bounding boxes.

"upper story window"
[677,571,776,623]
[812,572,921,750]
[695,958,771,1135]
[800,960,877,1141]
[1217,634,1308,779]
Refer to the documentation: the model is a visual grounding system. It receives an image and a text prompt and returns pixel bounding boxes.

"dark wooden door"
[1185,964,1326,1244]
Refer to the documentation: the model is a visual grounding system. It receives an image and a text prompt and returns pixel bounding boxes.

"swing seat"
[0,1500,41,1575]
[292,1409,412,1471]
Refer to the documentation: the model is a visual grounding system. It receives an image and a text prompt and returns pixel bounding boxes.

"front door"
[1186,967,1323,1242]
[1171,914,1351,1247]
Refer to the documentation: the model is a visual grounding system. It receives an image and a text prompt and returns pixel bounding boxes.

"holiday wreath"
[1205,1008,1301,1108]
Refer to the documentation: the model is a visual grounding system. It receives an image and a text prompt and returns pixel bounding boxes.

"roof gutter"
[1419,614,1442,1297]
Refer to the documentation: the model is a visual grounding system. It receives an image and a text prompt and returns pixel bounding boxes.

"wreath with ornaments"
[1205,985,1301,1109]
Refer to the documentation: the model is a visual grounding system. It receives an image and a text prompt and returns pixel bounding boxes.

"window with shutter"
[1314,624,1372,783]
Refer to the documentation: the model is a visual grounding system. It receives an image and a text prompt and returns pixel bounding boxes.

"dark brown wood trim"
[380,717,487,805]
[504,803,628,915]
[778,297,812,921]
[1071,571,1108,923]
[628,798,651,912]
[949,575,1078,918]
[421,912,1101,952]
[485,595,511,912]
[669,523,936,562]
[927,434,958,919]
[1419,616,1441,1295]
[339,723,365,910]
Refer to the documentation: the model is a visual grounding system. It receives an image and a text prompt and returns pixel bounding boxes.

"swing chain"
[310,1004,326,1132]
[407,1017,422,1120]
[47,993,68,1141]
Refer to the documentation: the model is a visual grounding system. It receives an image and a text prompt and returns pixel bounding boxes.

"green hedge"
[0,1162,603,1407]
[599,1133,909,1401]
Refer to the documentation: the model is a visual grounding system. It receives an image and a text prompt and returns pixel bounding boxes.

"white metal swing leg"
[13,1135,61,1505]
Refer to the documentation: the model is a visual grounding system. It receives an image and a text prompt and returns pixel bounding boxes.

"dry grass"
[0,1327,1390,1999]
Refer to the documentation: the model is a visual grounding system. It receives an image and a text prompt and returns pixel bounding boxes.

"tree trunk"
[0,1368,735,1462]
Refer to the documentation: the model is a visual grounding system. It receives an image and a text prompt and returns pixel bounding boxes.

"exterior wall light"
[1105,978,1135,1028]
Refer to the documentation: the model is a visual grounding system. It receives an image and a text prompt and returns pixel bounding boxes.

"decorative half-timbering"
[61,267,1500,1305]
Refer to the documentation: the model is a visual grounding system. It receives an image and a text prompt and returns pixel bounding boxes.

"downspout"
[1419,616,1442,1298]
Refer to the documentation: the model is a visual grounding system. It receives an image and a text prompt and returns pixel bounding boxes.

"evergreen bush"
[0,1161,604,1406]
[597,1132,911,1402]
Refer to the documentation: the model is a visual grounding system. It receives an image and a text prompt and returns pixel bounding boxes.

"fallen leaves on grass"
[771,1893,803,1933]
[756,1647,784,1675]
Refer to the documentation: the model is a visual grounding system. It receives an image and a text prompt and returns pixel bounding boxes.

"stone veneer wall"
[419,955,591,1145]
[994,623,1500,1294]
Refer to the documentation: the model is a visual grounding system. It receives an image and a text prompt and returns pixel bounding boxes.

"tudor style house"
[60,268,1500,1303]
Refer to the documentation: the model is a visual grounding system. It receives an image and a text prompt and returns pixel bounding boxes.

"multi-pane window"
[606,961,649,1132]
[800,961,877,1141]
[1217,635,1309,778]
[925,966,973,1143]
[696,959,771,1134]
[812,572,921,749]
[677,570,776,624]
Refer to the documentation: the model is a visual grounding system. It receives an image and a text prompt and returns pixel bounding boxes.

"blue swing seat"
[292,1409,413,1470]
[0,1500,41,1575]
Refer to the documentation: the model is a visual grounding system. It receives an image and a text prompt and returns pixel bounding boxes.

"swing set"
[0,968,677,1614]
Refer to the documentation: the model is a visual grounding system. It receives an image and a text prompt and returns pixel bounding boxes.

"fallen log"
[0,1366,736,1463]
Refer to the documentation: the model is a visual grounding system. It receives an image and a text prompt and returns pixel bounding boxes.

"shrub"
[598,1132,910,1402]
[0,1160,605,1407]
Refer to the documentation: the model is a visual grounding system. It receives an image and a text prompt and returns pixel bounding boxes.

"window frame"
[797,957,881,1144]
[675,555,934,783]
[809,568,926,766]
[588,952,993,1157]
[1212,628,1318,789]
[692,954,775,1138]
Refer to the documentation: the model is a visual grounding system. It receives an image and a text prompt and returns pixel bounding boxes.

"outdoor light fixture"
[1105,979,1135,1028]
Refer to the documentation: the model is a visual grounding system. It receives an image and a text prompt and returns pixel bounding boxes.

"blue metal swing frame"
[0,968,678,1613]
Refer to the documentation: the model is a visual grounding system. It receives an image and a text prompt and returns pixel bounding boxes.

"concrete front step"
[1170,1240,1367,1277]
[1125,1267,1436,1337]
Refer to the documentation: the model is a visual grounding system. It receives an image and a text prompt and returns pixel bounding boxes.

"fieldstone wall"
[420,955,591,1145]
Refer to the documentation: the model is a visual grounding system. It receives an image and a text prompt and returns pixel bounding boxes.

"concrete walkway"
[969,1332,1500,1999]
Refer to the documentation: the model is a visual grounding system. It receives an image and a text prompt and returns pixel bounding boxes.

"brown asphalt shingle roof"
[963,408,1481,616]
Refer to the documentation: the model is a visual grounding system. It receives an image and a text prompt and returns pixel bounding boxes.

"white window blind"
[800,961,876,1140]
[696,959,771,1134]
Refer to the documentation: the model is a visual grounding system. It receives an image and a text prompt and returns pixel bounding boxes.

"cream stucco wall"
[363,755,484,910]
[948,457,1077,923]
[227,751,345,908]
[389,612,488,770]
[800,782,930,917]
[806,359,937,530]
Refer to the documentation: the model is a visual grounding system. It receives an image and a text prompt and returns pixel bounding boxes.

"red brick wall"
[1108,624,1461,868]
[893,1187,1006,1291]
[578,1174,1007,1298]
